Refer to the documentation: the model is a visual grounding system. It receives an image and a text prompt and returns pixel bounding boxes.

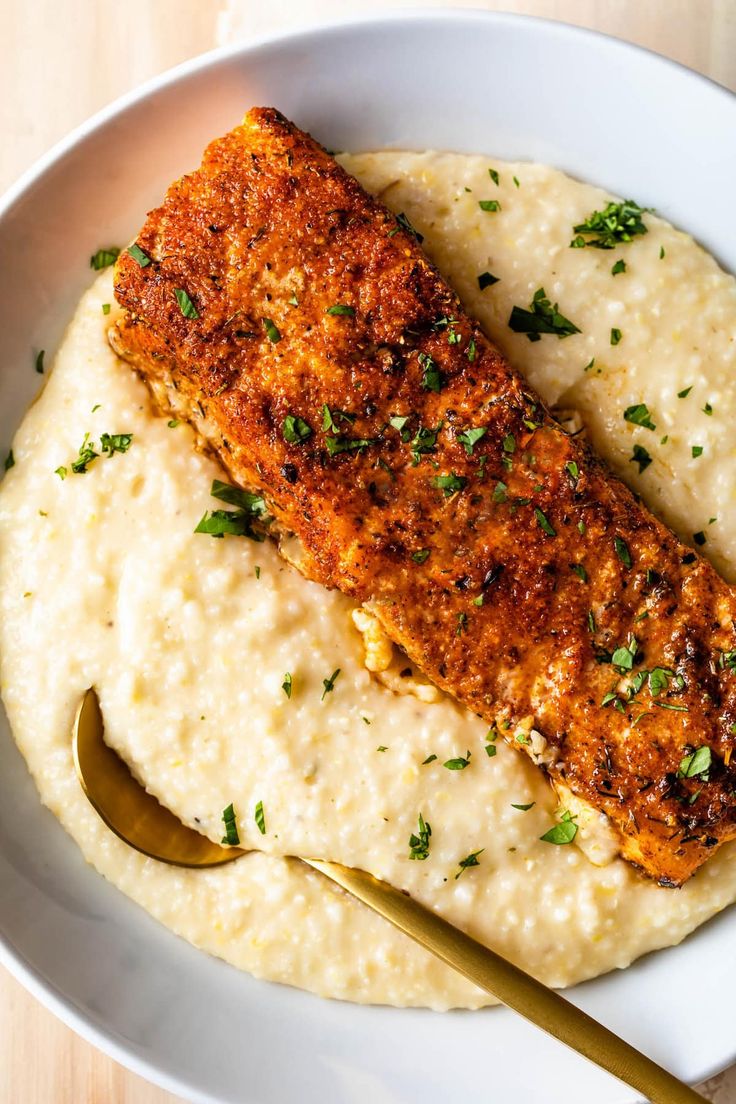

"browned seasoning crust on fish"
[111,107,736,886]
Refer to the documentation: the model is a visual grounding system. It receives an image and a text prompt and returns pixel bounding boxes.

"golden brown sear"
[112,107,736,886]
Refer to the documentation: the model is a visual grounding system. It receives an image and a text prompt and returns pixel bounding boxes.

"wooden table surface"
[1,1,734,1101]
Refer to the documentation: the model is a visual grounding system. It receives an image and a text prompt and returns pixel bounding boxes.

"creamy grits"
[2,152,736,1011]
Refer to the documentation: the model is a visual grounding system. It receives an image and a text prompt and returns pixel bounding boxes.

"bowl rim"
[1,9,734,1101]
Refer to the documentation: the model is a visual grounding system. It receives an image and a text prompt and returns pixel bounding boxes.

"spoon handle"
[305,858,706,1104]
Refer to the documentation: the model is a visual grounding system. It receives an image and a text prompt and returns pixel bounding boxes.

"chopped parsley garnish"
[90,247,120,270]
[167,419,180,428]
[508,288,581,342]
[35,350,45,374]
[282,672,292,698]
[262,316,282,343]
[221,803,240,846]
[570,563,588,582]
[4,449,14,471]
[466,337,477,362]
[631,444,652,472]
[282,414,312,444]
[127,243,151,267]
[322,405,355,432]
[678,746,712,780]
[565,460,579,483]
[587,609,596,633]
[511,802,535,811]
[660,246,666,259]
[513,176,520,188]
[648,667,675,696]
[488,168,500,185]
[540,810,578,845]
[70,433,99,474]
[409,423,441,465]
[570,199,649,249]
[100,432,133,455]
[254,800,266,835]
[389,414,410,432]
[377,746,388,752]
[195,479,268,541]
[624,403,656,431]
[174,288,199,319]
[55,466,67,480]
[288,294,299,307]
[703,402,713,416]
[325,304,355,317]
[455,849,484,878]
[534,508,556,537]
[693,530,706,546]
[485,742,497,758]
[325,435,374,455]
[412,548,431,564]
[678,386,692,398]
[611,635,637,671]
[321,668,341,700]
[492,480,508,503]
[692,445,703,458]
[418,352,443,392]
[409,814,432,860]
[479,199,501,212]
[610,327,622,346]
[443,750,472,768]
[478,271,500,290]
[102,303,111,315]
[456,612,468,636]
[389,211,424,242]
[433,472,466,496]
[422,754,438,765]
[614,536,632,569]
[611,259,626,276]
[457,426,487,455]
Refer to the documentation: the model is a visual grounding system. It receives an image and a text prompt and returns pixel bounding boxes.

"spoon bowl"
[73,687,245,867]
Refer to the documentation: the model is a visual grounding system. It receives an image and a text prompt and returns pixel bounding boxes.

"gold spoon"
[74,687,707,1104]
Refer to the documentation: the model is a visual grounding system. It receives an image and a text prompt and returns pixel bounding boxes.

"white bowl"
[1,12,735,1104]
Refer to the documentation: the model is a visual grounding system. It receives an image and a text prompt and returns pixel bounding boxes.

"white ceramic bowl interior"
[1,12,735,1104]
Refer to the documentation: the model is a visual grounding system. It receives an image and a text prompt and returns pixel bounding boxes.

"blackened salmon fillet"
[111,107,736,886]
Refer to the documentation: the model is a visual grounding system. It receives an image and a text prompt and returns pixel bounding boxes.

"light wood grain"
[1,1,735,1101]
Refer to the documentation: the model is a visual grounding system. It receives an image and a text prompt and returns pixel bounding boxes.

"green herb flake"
[478,271,500,290]
[321,668,341,700]
[703,402,713,416]
[488,168,500,185]
[444,750,471,770]
[492,480,508,503]
[693,530,706,546]
[54,466,67,480]
[692,445,703,458]
[610,328,622,346]
[195,479,268,541]
[174,288,199,319]
[611,259,626,276]
[678,746,712,780]
[455,849,484,879]
[90,246,120,270]
[660,246,666,259]
[326,435,374,456]
[221,803,240,846]
[418,352,443,393]
[508,288,581,342]
[4,449,15,471]
[614,536,632,569]
[389,211,424,243]
[282,672,292,699]
[565,460,580,483]
[479,199,501,213]
[678,386,692,398]
[288,294,299,307]
[127,243,151,267]
[100,432,133,455]
[570,563,588,582]
[534,507,556,537]
[466,337,477,362]
[282,414,312,445]
[513,176,520,188]
[422,754,437,765]
[511,802,535,811]
[254,800,266,835]
[433,472,466,497]
[389,415,410,432]
[409,814,432,860]
[485,742,497,758]
[540,811,578,845]
[623,403,656,431]
[167,419,180,429]
[262,316,282,343]
[70,433,99,474]
[456,613,468,637]
[570,199,649,249]
[102,303,111,315]
[457,426,487,455]
[411,548,431,564]
[631,444,652,473]
[325,303,355,317]
[35,350,45,374]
